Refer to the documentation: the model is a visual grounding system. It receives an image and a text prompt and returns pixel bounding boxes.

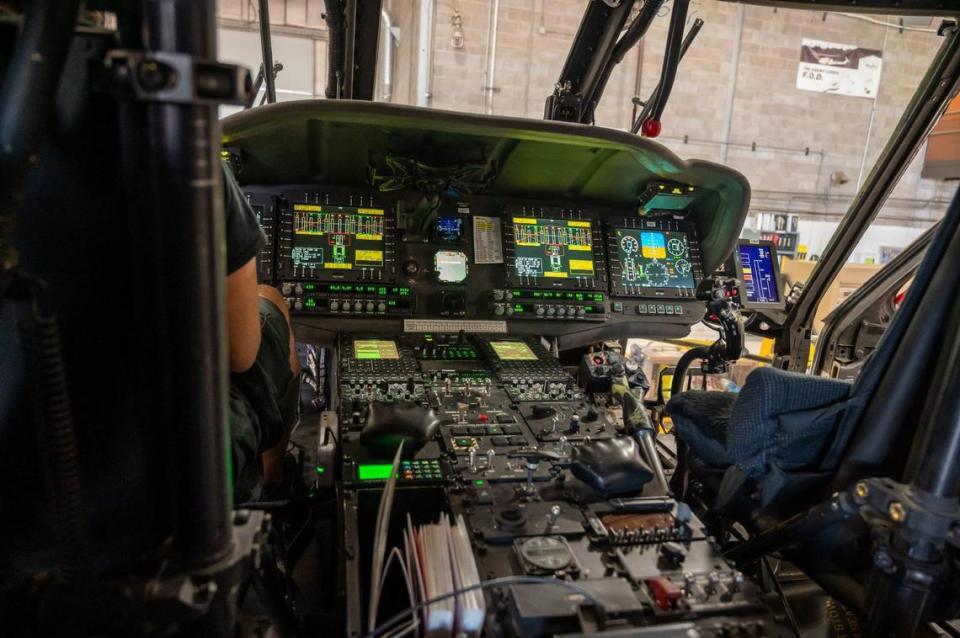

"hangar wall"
[216,0,957,258]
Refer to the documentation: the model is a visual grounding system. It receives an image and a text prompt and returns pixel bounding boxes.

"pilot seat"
[666,186,960,528]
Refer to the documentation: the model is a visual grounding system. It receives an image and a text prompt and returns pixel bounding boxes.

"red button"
[647,578,682,610]
[478,414,489,423]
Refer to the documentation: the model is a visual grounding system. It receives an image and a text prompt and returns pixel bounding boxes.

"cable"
[837,13,939,34]
[762,556,802,638]
[367,576,607,638]
[377,547,420,638]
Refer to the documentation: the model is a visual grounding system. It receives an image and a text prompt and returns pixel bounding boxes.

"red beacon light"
[641,119,662,138]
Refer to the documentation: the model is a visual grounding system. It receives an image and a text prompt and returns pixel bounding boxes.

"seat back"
[828,185,960,491]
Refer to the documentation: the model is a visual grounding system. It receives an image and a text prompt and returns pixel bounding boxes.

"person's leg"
[256,285,300,484]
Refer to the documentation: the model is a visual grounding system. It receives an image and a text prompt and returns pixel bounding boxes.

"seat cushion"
[668,390,737,467]
[668,367,853,480]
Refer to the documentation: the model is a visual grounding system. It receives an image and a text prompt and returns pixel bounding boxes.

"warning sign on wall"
[796,38,883,99]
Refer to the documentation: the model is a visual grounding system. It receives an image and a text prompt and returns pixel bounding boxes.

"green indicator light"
[305,298,317,308]
[357,464,393,481]
[316,465,326,474]
[575,293,584,301]
[388,300,397,306]
[474,480,485,486]
[304,283,317,291]
[378,287,387,295]
[514,304,524,313]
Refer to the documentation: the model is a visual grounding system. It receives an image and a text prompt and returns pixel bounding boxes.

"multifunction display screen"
[511,217,596,280]
[353,340,400,360]
[738,243,781,306]
[291,204,385,271]
[435,216,464,242]
[490,341,538,361]
[614,228,695,289]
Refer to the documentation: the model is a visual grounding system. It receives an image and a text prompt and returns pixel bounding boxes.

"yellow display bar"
[513,217,537,225]
[544,271,568,278]
[355,233,383,241]
[324,263,352,269]
[358,208,384,215]
[355,250,383,264]
[569,245,592,252]
[569,259,594,272]
[567,220,591,228]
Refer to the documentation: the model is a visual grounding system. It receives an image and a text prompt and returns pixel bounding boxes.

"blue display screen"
[615,228,695,289]
[436,216,464,241]
[738,244,780,304]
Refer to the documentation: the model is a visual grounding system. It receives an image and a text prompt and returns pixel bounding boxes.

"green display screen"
[354,340,400,360]
[490,341,538,361]
[357,464,394,481]
[643,193,696,211]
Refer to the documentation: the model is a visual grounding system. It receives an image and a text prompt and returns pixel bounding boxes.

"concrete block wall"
[217,0,956,237]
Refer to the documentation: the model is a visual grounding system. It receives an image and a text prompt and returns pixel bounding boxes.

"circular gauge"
[619,235,640,255]
[675,259,692,276]
[516,536,573,571]
[667,237,687,257]
[434,250,468,283]
[643,260,670,287]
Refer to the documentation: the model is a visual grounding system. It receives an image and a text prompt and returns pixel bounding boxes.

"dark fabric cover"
[668,367,852,504]
[667,391,737,467]
[361,402,440,454]
[724,367,852,476]
[570,436,653,496]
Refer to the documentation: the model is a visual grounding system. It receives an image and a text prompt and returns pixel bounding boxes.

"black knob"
[531,404,556,419]
[402,260,420,276]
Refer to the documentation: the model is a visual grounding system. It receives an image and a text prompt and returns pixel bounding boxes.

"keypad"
[399,459,443,481]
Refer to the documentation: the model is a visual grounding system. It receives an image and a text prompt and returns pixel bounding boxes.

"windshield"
[216,1,955,326]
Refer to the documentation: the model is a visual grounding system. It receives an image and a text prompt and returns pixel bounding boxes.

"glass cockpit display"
[736,240,785,309]
[490,341,538,361]
[434,250,468,283]
[353,339,400,360]
[510,217,596,281]
[614,228,695,289]
[291,204,385,271]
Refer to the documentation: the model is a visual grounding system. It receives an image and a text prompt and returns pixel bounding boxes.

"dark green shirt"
[222,163,265,275]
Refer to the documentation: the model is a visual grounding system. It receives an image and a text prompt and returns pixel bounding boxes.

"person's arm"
[227,256,261,372]
[221,162,266,373]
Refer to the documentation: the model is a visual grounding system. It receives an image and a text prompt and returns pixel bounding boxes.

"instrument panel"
[247,182,716,343]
